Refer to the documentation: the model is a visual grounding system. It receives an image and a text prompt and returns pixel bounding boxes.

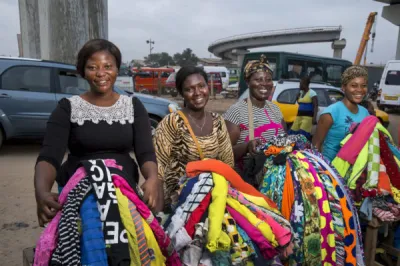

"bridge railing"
[209,26,342,47]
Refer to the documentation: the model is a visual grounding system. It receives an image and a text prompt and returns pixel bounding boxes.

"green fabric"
[364,128,381,189]
[289,154,321,266]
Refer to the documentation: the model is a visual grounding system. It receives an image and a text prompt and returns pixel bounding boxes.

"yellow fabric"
[226,197,278,247]
[115,188,141,266]
[207,172,231,252]
[240,192,281,215]
[332,134,369,190]
[290,116,313,133]
[391,185,400,204]
[142,217,166,266]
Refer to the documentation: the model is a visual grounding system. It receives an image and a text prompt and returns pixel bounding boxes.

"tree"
[144,52,175,67]
[173,48,198,67]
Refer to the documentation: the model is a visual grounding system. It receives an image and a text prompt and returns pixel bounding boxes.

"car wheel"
[149,116,161,136]
[0,129,3,150]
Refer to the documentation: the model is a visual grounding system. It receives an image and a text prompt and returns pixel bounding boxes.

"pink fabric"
[240,108,283,143]
[337,115,379,164]
[112,175,182,266]
[34,159,119,266]
[226,206,278,260]
[228,187,291,247]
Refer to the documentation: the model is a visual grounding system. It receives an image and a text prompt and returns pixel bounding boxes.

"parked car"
[0,57,179,149]
[377,60,400,111]
[238,80,389,128]
[164,71,223,97]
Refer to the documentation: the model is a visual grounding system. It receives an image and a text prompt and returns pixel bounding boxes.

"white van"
[378,60,400,110]
[202,66,230,89]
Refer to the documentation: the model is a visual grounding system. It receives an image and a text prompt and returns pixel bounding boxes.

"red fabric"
[186,159,277,209]
[184,193,211,238]
[379,132,400,189]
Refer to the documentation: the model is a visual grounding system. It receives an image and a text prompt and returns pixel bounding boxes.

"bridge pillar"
[232,49,249,69]
[381,4,400,60]
[19,0,108,64]
[331,38,346,59]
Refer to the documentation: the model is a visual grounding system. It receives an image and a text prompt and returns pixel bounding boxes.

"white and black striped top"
[223,99,284,145]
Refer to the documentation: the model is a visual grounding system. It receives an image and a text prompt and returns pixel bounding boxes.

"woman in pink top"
[223,55,286,183]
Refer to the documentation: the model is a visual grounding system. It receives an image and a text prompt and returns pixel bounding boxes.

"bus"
[132,67,175,94]
[238,51,352,96]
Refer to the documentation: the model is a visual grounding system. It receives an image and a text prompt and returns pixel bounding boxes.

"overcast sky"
[0,0,399,65]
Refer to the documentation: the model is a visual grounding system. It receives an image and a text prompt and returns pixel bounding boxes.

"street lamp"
[146,39,155,55]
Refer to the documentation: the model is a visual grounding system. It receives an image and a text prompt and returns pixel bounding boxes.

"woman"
[34,39,163,227]
[153,66,234,210]
[223,55,286,180]
[288,76,318,140]
[313,65,370,162]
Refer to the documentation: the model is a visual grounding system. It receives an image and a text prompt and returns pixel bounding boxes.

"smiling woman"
[33,39,170,265]
[223,54,286,186]
[312,65,370,162]
[153,66,234,210]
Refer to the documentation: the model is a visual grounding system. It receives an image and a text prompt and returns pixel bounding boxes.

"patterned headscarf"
[341,65,368,86]
[244,54,273,81]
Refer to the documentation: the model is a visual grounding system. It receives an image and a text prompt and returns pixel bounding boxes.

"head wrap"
[341,65,368,86]
[244,54,273,81]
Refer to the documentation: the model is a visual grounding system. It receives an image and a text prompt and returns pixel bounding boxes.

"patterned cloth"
[364,128,381,189]
[51,178,91,266]
[243,54,273,80]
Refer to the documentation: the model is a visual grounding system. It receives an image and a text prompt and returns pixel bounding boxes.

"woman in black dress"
[34,39,163,227]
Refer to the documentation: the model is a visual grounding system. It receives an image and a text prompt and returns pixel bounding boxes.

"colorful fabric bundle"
[163,159,294,266]
[34,159,181,266]
[258,134,365,266]
[332,116,400,223]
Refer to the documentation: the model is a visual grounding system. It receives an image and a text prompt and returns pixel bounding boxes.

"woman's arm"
[34,99,71,226]
[312,113,333,151]
[225,120,253,160]
[312,96,319,125]
[132,97,163,212]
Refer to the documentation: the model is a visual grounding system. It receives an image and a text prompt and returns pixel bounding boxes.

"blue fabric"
[298,102,314,112]
[163,176,199,229]
[360,198,373,221]
[321,101,369,162]
[80,193,108,266]
[388,141,400,160]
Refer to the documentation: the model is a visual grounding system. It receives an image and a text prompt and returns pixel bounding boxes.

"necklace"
[188,112,207,132]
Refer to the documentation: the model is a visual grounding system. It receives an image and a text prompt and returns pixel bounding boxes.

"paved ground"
[0,98,398,265]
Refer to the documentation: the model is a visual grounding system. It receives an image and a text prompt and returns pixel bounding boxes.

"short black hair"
[175,66,208,96]
[76,39,122,77]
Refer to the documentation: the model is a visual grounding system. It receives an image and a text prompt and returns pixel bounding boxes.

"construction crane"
[354,12,378,65]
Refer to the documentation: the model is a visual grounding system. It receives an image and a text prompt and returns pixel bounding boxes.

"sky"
[0,0,399,65]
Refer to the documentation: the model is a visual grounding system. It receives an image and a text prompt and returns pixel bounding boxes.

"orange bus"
[132,67,175,94]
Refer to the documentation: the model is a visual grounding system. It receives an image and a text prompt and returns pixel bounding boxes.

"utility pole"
[146,39,155,55]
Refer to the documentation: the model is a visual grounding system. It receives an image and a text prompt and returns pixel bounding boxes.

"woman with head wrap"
[223,55,286,182]
[312,65,370,162]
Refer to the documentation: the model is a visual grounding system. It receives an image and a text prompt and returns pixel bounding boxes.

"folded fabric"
[337,115,379,164]
[186,159,278,209]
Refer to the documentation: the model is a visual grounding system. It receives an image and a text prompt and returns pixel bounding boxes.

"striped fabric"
[128,200,152,265]
[223,99,284,145]
[51,178,91,266]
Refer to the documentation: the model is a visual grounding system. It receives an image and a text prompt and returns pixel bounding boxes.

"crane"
[354,12,378,65]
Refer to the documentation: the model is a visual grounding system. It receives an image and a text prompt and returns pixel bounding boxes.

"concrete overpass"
[208,26,346,66]
[375,0,400,60]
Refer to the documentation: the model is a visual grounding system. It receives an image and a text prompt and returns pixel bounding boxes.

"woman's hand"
[35,190,62,227]
[247,139,262,156]
[141,176,164,213]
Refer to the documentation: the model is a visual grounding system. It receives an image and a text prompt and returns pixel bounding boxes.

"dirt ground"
[0,96,236,266]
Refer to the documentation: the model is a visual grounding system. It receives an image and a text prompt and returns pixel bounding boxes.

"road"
[0,108,398,265]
